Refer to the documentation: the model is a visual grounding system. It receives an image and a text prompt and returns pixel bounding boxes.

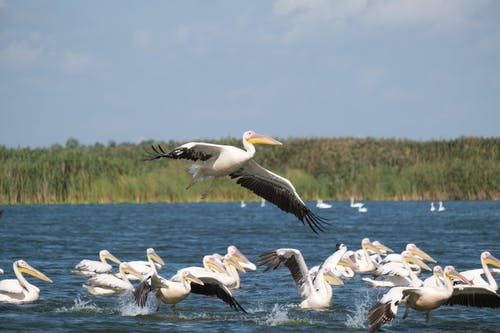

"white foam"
[55,294,103,313]
[344,291,370,329]
[263,304,291,326]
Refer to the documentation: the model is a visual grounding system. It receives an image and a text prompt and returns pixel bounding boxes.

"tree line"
[0,136,498,204]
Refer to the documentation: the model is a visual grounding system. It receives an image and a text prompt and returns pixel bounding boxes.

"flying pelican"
[438,201,446,212]
[83,262,145,296]
[0,260,53,304]
[125,248,165,279]
[367,265,470,333]
[134,268,246,312]
[257,247,345,309]
[144,130,328,233]
[316,199,332,209]
[74,249,122,276]
[363,251,432,288]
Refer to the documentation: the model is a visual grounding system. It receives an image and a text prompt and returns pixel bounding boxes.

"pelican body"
[0,260,53,304]
[257,247,345,309]
[145,130,327,233]
[74,249,121,276]
[83,262,145,296]
[125,248,165,279]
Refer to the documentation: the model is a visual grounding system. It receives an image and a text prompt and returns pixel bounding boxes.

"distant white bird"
[438,201,446,212]
[430,202,436,212]
[350,197,364,208]
[240,200,246,208]
[358,205,368,213]
[260,198,266,207]
[316,199,332,209]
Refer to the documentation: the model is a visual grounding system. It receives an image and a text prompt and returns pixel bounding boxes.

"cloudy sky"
[1,0,499,148]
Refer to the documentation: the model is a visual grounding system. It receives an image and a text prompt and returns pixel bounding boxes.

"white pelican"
[257,247,344,309]
[381,243,436,275]
[0,268,3,275]
[350,197,364,208]
[438,200,446,212]
[358,205,367,213]
[125,248,165,279]
[74,249,121,276]
[350,238,381,274]
[0,260,53,304]
[240,200,246,208]
[144,130,328,233]
[83,262,145,296]
[430,202,436,212]
[363,251,432,288]
[260,198,266,207]
[367,265,470,333]
[134,269,246,312]
[458,251,500,290]
[316,199,332,209]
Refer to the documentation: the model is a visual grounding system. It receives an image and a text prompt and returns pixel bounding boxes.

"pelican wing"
[367,287,405,333]
[0,279,24,294]
[446,285,500,308]
[133,277,153,308]
[85,274,129,290]
[190,277,246,312]
[257,248,312,296]
[145,142,226,162]
[230,160,327,233]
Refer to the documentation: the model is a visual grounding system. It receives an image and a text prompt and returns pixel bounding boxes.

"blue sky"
[1,0,499,148]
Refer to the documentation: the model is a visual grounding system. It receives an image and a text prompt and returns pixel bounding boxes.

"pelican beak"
[363,242,381,255]
[185,273,204,286]
[231,248,256,271]
[206,260,226,273]
[484,253,500,268]
[123,264,145,281]
[105,252,122,265]
[375,242,394,253]
[338,256,358,270]
[446,266,472,285]
[19,263,53,283]
[227,256,246,273]
[406,255,432,272]
[247,132,282,145]
[148,250,165,266]
[323,270,344,286]
[410,247,436,263]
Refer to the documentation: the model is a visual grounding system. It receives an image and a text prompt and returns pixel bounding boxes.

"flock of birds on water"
[1,131,498,331]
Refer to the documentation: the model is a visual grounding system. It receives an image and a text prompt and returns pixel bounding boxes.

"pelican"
[260,198,266,207]
[125,248,165,279]
[367,265,470,333]
[144,130,327,233]
[350,197,364,208]
[350,238,381,274]
[0,268,3,275]
[257,247,345,309]
[0,260,53,304]
[211,245,256,289]
[240,200,246,208]
[458,251,500,290]
[363,251,432,288]
[430,202,436,212]
[316,199,332,209]
[74,250,121,276]
[358,205,367,213]
[381,243,436,273]
[438,201,446,212]
[134,268,246,312]
[83,262,145,296]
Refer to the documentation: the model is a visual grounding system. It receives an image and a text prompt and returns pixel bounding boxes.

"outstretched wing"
[190,277,246,312]
[446,285,500,308]
[144,142,226,162]
[133,277,153,308]
[230,160,328,233]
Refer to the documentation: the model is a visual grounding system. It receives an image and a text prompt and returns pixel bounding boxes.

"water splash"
[55,294,104,314]
[344,291,369,329]
[263,304,291,326]
[117,294,152,316]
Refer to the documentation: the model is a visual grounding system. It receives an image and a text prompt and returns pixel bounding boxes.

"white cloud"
[61,50,90,74]
[0,41,42,68]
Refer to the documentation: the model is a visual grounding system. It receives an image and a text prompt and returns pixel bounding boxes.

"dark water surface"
[0,201,498,332]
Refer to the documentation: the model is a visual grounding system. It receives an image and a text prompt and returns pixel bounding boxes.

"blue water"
[0,201,498,332]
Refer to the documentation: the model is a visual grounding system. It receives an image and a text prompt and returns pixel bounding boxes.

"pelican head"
[372,241,394,254]
[119,262,146,280]
[362,238,381,254]
[444,265,471,285]
[203,255,227,273]
[182,270,204,286]
[244,131,282,146]
[146,248,165,266]
[99,250,121,265]
[16,260,53,283]
[323,267,344,286]
[227,245,256,271]
[406,244,436,263]
[482,251,500,268]
[433,265,443,278]
[401,251,432,272]
[338,254,359,270]
[224,254,246,273]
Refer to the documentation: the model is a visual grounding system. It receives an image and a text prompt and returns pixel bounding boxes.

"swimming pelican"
[367,265,470,333]
[430,202,436,212]
[381,243,436,273]
[316,199,332,209]
[363,251,432,288]
[240,200,246,208]
[358,205,367,213]
[0,260,53,304]
[257,247,345,309]
[350,197,364,208]
[144,130,327,233]
[125,248,165,279]
[83,262,145,296]
[74,250,122,276]
[350,238,381,274]
[438,201,445,212]
[260,198,266,207]
[458,251,500,290]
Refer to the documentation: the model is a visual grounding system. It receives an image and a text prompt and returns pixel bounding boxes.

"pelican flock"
[144,130,328,233]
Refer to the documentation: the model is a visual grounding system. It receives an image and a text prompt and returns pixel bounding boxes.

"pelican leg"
[425,311,431,321]
[186,165,204,190]
[402,305,410,319]
[201,176,219,199]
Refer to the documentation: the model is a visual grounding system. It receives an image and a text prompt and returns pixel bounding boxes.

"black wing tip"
[142,144,168,161]
[302,210,330,234]
[133,278,152,308]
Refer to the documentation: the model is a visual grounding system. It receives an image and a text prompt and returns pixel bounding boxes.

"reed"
[0,137,498,204]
